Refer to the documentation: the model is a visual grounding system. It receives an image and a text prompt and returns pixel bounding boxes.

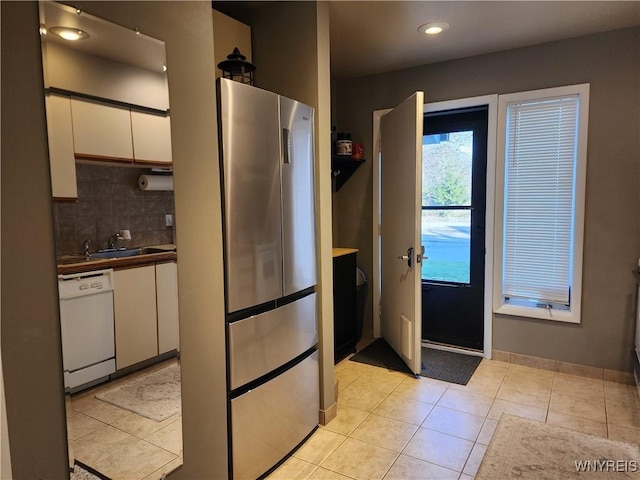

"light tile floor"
[67,359,183,480]
[268,355,640,480]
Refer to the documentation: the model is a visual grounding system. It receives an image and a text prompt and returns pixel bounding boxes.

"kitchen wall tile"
[130,216,146,232]
[53,165,175,255]
[58,216,76,240]
[56,202,77,218]
[111,183,133,199]
[145,215,166,231]
[144,198,165,215]
[76,164,93,182]
[76,216,96,238]
[93,183,112,199]
[128,197,146,216]
[91,166,112,183]
[93,198,113,217]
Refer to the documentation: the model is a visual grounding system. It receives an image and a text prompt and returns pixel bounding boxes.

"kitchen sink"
[88,246,173,259]
[89,248,142,259]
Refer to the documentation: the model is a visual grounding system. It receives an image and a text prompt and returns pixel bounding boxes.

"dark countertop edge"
[57,251,177,275]
[634,269,640,285]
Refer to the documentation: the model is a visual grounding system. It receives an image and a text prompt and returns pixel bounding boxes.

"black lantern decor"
[217,47,256,85]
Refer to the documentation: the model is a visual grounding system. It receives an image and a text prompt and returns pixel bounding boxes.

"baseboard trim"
[492,350,635,385]
[319,402,337,426]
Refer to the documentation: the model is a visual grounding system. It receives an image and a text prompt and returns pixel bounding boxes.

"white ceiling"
[329,1,640,78]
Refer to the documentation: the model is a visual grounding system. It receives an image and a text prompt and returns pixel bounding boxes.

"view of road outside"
[422,131,473,283]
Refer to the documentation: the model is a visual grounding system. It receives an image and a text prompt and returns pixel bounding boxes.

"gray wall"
[334,27,640,371]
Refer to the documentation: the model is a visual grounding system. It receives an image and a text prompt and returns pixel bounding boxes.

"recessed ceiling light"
[418,22,450,35]
[49,26,89,41]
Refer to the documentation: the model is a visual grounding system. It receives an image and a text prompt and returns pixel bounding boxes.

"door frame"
[373,94,498,357]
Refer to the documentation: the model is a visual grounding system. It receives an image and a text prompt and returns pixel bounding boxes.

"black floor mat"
[348,338,482,385]
[71,461,111,480]
[420,347,482,385]
[349,338,413,375]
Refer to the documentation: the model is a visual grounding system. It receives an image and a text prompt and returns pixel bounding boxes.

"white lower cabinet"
[114,262,180,370]
[156,261,180,354]
[114,265,159,369]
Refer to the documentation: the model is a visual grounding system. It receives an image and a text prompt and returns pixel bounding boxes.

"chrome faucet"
[83,239,91,257]
[107,232,123,249]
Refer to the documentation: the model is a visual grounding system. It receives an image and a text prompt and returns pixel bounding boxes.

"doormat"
[95,363,181,422]
[71,460,111,480]
[476,414,640,480]
[349,338,413,375]
[420,347,481,385]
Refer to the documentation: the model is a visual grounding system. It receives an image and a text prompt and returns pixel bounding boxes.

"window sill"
[494,304,580,324]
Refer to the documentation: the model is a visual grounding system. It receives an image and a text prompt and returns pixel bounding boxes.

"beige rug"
[95,363,181,422]
[477,414,640,479]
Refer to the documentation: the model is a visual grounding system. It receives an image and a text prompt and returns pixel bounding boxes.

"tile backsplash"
[53,164,175,255]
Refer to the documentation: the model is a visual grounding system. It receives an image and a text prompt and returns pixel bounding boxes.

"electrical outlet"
[165,214,173,227]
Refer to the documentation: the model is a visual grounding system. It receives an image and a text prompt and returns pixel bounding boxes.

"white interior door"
[380,91,424,375]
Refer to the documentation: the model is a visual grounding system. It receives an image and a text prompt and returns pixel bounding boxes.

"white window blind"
[503,95,579,306]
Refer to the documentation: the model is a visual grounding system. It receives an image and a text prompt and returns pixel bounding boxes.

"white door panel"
[380,91,424,374]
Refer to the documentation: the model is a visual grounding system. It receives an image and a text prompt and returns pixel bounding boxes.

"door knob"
[398,247,414,268]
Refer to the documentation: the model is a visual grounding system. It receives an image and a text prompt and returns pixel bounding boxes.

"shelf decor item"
[217,47,256,85]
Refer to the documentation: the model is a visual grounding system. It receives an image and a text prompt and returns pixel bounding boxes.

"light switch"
[165,214,173,227]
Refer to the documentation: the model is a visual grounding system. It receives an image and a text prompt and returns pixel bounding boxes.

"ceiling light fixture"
[418,22,450,35]
[49,26,89,41]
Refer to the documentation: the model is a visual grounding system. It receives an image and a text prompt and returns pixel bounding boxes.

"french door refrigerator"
[217,78,319,480]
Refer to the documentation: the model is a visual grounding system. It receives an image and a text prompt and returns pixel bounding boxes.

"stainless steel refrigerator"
[217,78,319,480]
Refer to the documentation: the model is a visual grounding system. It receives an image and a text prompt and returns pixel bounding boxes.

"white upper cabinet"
[45,94,77,200]
[131,111,173,165]
[71,98,134,163]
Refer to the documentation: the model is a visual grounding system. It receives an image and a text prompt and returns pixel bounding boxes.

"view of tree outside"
[421,131,473,283]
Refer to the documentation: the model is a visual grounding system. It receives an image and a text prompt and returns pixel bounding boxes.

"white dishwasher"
[58,269,115,393]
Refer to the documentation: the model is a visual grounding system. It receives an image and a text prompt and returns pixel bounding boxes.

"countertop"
[332,248,359,258]
[57,245,177,275]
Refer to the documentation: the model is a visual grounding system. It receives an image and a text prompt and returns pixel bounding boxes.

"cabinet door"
[45,94,77,200]
[114,266,158,369]
[156,261,180,354]
[131,111,172,165]
[333,253,357,362]
[71,99,133,162]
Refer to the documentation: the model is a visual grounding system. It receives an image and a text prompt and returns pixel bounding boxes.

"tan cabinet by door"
[45,94,77,200]
[114,265,158,369]
[71,98,133,163]
[131,111,173,165]
[156,261,180,354]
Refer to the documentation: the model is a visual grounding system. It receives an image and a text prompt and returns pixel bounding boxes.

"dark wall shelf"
[332,156,365,191]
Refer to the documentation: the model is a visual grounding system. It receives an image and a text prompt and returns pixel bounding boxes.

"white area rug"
[477,414,640,479]
[95,364,181,422]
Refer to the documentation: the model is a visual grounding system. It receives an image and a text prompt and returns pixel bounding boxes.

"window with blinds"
[495,84,589,323]
[504,96,578,307]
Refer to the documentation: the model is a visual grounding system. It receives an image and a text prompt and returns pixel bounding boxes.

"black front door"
[421,107,488,350]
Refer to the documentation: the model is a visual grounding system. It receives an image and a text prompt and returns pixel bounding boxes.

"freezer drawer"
[228,293,317,390]
[231,351,319,480]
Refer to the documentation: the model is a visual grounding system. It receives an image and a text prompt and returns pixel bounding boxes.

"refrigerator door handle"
[282,127,291,164]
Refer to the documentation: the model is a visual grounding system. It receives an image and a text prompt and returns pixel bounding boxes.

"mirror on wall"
[39,3,182,478]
